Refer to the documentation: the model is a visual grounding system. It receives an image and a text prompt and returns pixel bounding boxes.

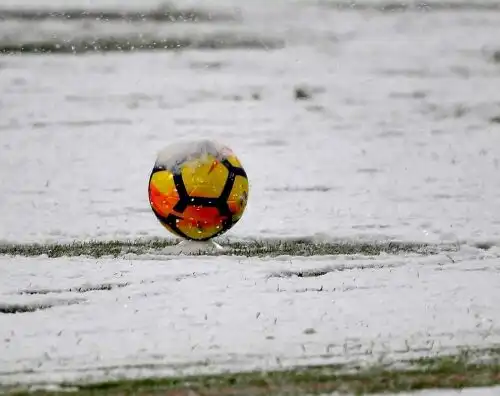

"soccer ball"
[148,139,249,241]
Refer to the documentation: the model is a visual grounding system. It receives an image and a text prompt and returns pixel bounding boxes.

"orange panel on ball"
[148,170,180,217]
[176,205,227,240]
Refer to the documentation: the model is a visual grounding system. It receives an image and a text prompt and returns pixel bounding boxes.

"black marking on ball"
[188,197,219,207]
[221,159,247,179]
[220,171,235,201]
[173,173,189,213]
[150,165,166,174]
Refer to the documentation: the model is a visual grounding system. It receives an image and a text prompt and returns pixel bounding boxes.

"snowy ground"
[2,246,500,386]
[1,0,500,391]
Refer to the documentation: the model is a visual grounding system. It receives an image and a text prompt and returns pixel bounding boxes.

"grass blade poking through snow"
[0,238,455,258]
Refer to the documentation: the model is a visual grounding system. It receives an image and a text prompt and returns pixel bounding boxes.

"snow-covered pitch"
[1,0,500,390]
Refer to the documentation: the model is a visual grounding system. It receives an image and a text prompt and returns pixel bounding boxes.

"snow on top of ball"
[154,139,233,173]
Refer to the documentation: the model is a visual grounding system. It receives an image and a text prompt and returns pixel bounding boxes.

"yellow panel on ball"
[226,155,243,169]
[228,175,249,223]
[181,155,229,198]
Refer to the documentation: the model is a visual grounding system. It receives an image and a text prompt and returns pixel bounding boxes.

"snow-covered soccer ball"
[148,139,249,241]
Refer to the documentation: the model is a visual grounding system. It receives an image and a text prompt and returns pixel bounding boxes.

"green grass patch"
[0,8,236,22]
[5,347,500,395]
[0,36,283,55]
[0,238,452,258]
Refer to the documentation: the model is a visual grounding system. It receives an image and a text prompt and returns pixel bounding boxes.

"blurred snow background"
[1,0,500,244]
